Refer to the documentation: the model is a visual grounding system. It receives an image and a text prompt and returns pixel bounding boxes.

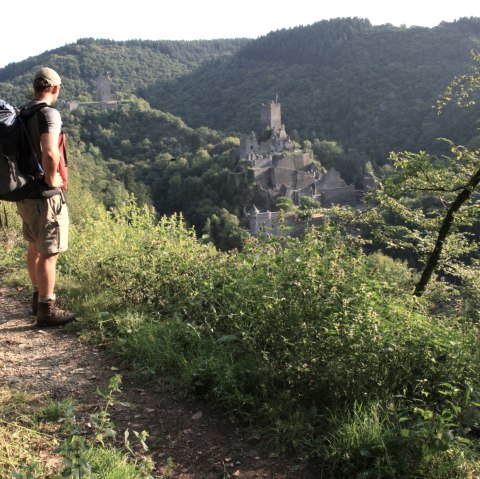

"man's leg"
[31,245,76,327]
[36,253,58,298]
[27,244,59,313]
[27,242,40,315]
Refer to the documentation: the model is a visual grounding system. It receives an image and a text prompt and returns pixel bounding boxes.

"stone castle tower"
[260,99,282,132]
[96,74,112,102]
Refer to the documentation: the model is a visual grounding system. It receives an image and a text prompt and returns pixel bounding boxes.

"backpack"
[0,100,44,201]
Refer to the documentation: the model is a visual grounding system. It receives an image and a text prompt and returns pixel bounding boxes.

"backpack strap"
[18,102,49,176]
[20,103,68,194]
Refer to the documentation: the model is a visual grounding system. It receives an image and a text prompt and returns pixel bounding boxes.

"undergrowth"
[3,195,480,477]
[0,376,154,479]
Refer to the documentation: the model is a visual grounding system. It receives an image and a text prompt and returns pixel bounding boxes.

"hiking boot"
[35,299,77,327]
[31,291,39,316]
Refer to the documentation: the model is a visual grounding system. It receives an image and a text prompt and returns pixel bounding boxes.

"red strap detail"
[58,132,68,192]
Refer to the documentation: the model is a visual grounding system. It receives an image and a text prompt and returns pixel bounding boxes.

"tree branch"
[414,167,480,296]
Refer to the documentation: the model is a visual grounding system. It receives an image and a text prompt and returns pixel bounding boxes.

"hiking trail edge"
[0,287,317,479]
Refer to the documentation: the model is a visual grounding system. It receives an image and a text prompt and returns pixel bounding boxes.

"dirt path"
[0,287,316,479]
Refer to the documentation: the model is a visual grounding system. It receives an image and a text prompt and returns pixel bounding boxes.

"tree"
[299,196,321,210]
[208,208,248,251]
[367,50,480,296]
[274,196,295,212]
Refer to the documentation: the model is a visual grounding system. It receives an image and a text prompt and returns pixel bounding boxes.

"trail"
[0,287,315,479]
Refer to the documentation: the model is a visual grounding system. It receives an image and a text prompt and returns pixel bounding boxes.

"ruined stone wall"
[323,168,347,188]
[273,151,314,171]
[253,169,274,190]
[321,185,358,207]
[243,100,362,234]
[253,156,273,170]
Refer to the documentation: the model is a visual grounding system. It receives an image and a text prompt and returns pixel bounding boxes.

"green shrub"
[21,197,480,475]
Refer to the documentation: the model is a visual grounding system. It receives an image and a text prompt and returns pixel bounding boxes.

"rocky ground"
[0,287,318,478]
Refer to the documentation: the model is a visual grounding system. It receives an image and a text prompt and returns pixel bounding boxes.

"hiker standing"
[16,67,77,327]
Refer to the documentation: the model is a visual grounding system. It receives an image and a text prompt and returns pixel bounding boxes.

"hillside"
[0,287,314,478]
[2,20,479,167]
[143,17,480,163]
[1,19,479,246]
[0,37,249,106]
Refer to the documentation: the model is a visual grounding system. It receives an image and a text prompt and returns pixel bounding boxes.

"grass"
[0,383,154,479]
[0,388,59,478]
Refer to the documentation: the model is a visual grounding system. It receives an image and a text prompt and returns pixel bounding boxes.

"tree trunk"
[414,167,480,296]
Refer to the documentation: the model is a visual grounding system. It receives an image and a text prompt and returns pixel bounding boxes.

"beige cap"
[33,67,62,87]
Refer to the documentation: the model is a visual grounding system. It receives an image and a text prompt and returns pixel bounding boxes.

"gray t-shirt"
[24,100,62,136]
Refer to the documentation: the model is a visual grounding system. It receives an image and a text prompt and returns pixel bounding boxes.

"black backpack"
[0,100,45,201]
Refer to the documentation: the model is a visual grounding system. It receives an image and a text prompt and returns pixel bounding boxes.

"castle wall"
[253,156,273,169]
[320,185,358,207]
[240,133,257,158]
[253,169,274,190]
[244,99,362,237]
[323,168,347,188]
[274,152,313,171]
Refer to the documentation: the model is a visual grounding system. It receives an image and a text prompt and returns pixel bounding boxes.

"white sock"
[39,294,56,303]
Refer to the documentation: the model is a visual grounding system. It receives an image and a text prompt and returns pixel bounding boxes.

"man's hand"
[45,172,63,189]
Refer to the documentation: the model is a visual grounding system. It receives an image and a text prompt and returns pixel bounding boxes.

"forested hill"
[1,19,479,248]
[0,37,249,106]
[143,17,480,164]
[1,18,479,168]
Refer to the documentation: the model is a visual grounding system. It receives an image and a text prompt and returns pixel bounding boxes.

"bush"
[12,195,471,476]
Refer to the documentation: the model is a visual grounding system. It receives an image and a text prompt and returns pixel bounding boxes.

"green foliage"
[147,18,480,172]
[436,50,480,110]
[3,25,480,477]
[35,398,75,423]
[205,208,249,251]
[299,195,321,210]
[2,19,479,190]
[362,141,480,297]
[274,196,295,212]
[57,198,480,476]
[320,390,480,479]
[0,202,24,276]
[312,139,367,186]
[2,21,479,248]
[61,101,250,248]
[9,375,153,479]
[0,38,248,106]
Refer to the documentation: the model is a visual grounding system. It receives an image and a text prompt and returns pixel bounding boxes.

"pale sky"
[1,0,478,68]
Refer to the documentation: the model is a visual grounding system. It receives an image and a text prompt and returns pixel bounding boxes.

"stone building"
[96,74,112,102]
[68,74,121,111]
[240,98,361,236]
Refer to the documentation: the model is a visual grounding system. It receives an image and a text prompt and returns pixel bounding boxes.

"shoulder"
[36,105,62,136]
[38,105,61,123]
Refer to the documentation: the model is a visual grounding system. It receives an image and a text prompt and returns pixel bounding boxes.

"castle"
[240,99,361,236]
[67,74,120,111]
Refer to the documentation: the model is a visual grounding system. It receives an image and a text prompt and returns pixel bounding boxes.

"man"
[16,67,77,327]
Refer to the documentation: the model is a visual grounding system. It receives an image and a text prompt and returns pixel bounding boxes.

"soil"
[0,287,318,479]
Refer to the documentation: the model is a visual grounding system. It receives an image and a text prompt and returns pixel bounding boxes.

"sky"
[1,0,478,68]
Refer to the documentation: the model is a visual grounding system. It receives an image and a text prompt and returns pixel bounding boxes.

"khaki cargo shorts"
[16,194,69,255]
